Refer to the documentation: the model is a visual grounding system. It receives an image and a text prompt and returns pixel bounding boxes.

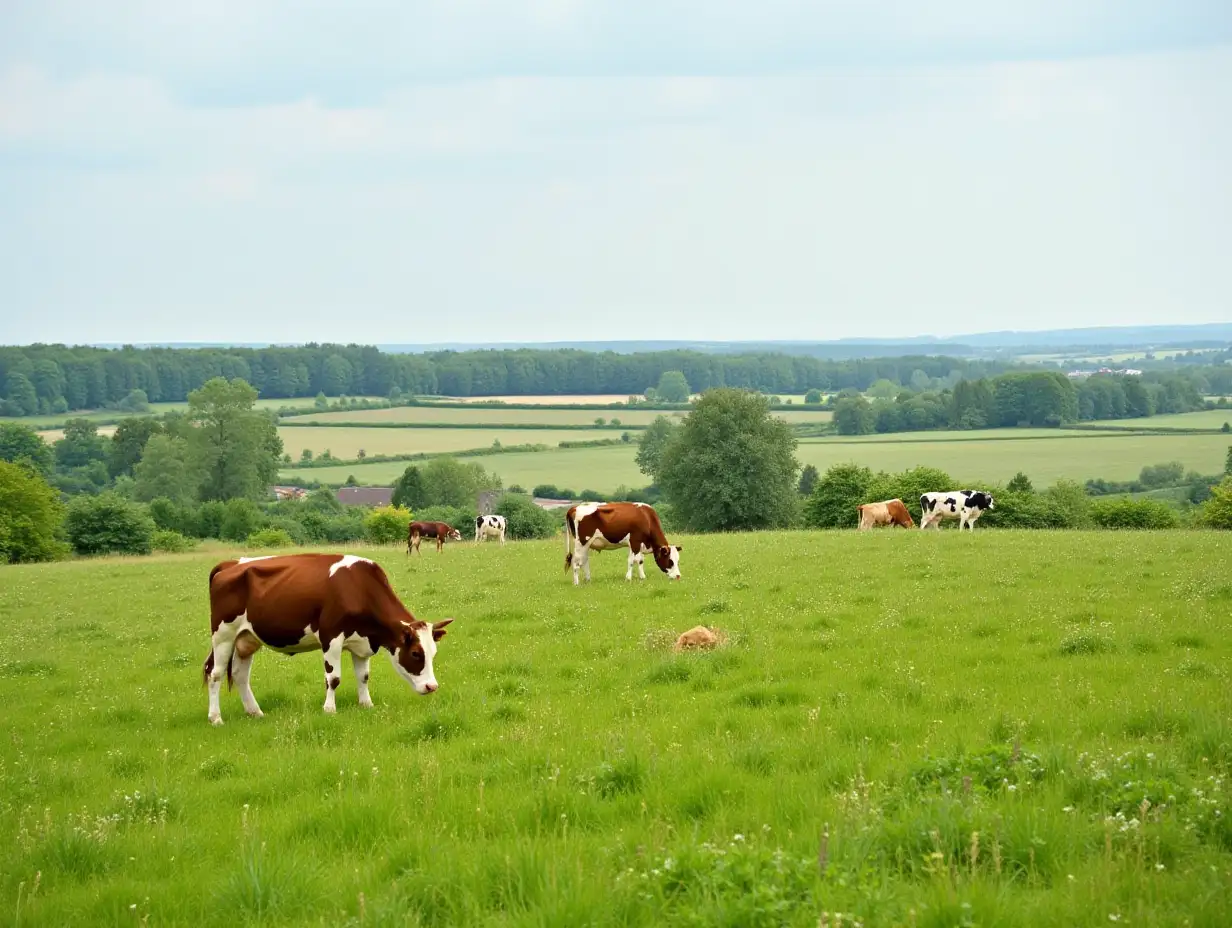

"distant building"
[271,486,308,501]
[1067,367,1143,380]
[476,490,501,515]
[532,497,574,511]
[337,487,394,507]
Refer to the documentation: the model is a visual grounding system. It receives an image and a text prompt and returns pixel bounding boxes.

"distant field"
[38,426,118,443]
[3,397,383,430]
[797,431,1232,484]
[1086,409,1232,430]
[446,394,634,404]
[282,444,644,490]
[281,428,1231,491]
[293,406,680,426]
[279,427,620,458]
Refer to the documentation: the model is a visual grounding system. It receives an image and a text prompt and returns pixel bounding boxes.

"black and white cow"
[919,490,995,531]
[474,514,507,545]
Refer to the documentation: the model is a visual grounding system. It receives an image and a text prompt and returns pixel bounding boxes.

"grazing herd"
[204,491,992,723]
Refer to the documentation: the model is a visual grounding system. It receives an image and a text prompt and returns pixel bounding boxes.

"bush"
[1089,498,1180,530]
[194,500,227,539]
[365,506,413,545]
[1139,461,1186,488]
[804,389,823,405]
[494,492,557,540]
[0,460,68,564]
[148,497,197,535]
[65,493,155,556]
[151,530,195,553]
[263,516,309,545]
[246,527,296,549]
[804,463,874,528]
[220,499,263,542]
[1198,478,1232,529]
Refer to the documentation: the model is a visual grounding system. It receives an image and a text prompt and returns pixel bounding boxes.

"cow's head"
[448,528,462,542]
[975,492,995,510]
[652,544,683,580]
[388,618,453,694]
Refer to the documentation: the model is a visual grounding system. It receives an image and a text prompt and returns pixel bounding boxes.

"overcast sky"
[2,1,1230,346]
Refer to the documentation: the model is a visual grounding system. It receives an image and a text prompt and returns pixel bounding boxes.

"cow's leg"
[232,631,264,718]
[636,548,647,580]
[626,548,637,581]
[206,616,242,726]
[583,546,592,583]
[499,527,506,546]
[322,636,344,714]
[571,537,583,585]
[352,652,373,709]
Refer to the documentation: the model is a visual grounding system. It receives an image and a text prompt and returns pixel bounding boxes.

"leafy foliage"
[246,528,296,549]
[494,492,556,540]
[655,370,691,403]
[1199,477,1232,530]
[391,465,427,510]
[365,506,413,545]
[219,499,263,542]
[803,463,874,528]
[1089,498,1180,530]
[797,463,819,497]
[0,422,53,475]
[151,530,195,553]
[635,416,678,483]
[0,461,67,563]
[64,493,155,556]
[658,389,799,531]
[419,457,501,508]
[188,378,282,502]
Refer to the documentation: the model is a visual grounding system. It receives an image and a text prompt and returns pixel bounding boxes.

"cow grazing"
[475,514,506,545]
[203,553,453,725]
[407,521,462,554]
[857,499,915,530]
[564,501,682,585]
[919,490,996,531]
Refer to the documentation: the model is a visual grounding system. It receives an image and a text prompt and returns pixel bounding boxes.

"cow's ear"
[675,544,683,553]
[432,618,454,640]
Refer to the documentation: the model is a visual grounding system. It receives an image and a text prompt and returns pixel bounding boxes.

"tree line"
[0,343,1042,416]
[832,371,1210,434]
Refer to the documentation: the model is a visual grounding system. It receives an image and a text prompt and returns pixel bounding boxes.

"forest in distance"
[2,341,1232,418]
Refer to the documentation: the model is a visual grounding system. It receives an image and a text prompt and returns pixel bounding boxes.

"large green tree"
[0,422,54,475]
[188,378,283,501]
[132,435,201,503]
[54,418,108,470]
[391,465,427,510]
[107,416,163,478]
[655,371,691,403]
[833,395,875,435]
[658,388,799,531]
[635,416,678,483]
[4,371,39,416]
[0,460,66,563]
[420,458,501,508]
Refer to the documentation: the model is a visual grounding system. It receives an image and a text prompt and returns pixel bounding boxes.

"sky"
[2,1,1231,347]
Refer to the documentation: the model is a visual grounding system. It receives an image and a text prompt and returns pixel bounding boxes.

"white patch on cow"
[666,545,682,580]
[267,625,320,655]
[238,556,274,564]
[574,502,600,520]
[351,651,373,708]
[588,530,629,551]
[321,633,345,714]
[329,554,372,576]
[632,502,648,508]
[386,625,440,695]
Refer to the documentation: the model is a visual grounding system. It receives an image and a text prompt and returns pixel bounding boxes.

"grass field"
[2,533,1230,926]
[5,398,384,431]
[1086,410,1232,431]
[292,407,833,427]
[278,427,621,459]
[283,429,1232,491]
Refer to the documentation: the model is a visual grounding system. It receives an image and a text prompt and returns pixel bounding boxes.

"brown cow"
[564,502,682,585]
[203,554,453,725]
[407,521,462,554]
[857,499,915,530]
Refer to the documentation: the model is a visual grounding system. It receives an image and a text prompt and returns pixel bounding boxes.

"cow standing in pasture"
[407,521,462,554]
[857,499,915,530]
[919,491,996,531]
[564,501,682,585]
[203,554,453,725]
[475,514,507,545]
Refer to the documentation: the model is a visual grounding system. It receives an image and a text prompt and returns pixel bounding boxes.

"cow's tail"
[564,509,575,569]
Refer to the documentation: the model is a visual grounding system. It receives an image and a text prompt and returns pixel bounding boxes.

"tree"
[4,371,39,416]
[220,498,263,541]
[1200,478,1232,530]
[1226,445,1232,476]
[365,506,413,544]
[804,389,823,405]
[909,370,932,392]
[798,464,820,496]
[132,435,201,503]
[803,463,874,528]
[494,492,556,539]
[321,354,354,396]
[1006,472,1034,494]
[658,388,799,531]
[0,422,54,475]
[107,417,162,478]
[420,457,501,508]
[0,461,67,563]
[65,493,155,556]
[635,416,677,483]
[54,418,108,470]
[314,392,329,409]
[833,396,875,435]
[188,378,283,501]
[392,466,428,510]
[656,371,691,403]
[115,389,149,413]
[867,379,899,400]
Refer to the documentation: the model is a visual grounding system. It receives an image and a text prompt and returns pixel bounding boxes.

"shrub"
[151,530,195,553]
[263,516,309,545]
[494,492,556,540]
[194,501,227,539]
[0,460,68,564]
[1006,471,1034,493]
[246,527,296,549]
[147,497,197,536]
[1089,498,1180,530]
[365,506,413,545]
[804,389,823,405]
[1198,478,1232,529]
[220,499,263,542]
[804,463,874,528]
[65,493,155,556]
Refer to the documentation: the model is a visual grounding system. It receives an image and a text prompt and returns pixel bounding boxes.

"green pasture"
[1085,410,1232,431]
[278,427,621,459]
[291,406,832,427]
[2,532,1230,926]
[4,398,383,431]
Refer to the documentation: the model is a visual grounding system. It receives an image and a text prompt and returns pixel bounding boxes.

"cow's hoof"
[246,709,264,718]
[358,699,374,710]
[323,705,337,715]
[209,716,223,727]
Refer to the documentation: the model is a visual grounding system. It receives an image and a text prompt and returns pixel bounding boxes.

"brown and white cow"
[564,502,682,585]
[407,521,462,554]
[857,498,915,530]
[203,553,453,725]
